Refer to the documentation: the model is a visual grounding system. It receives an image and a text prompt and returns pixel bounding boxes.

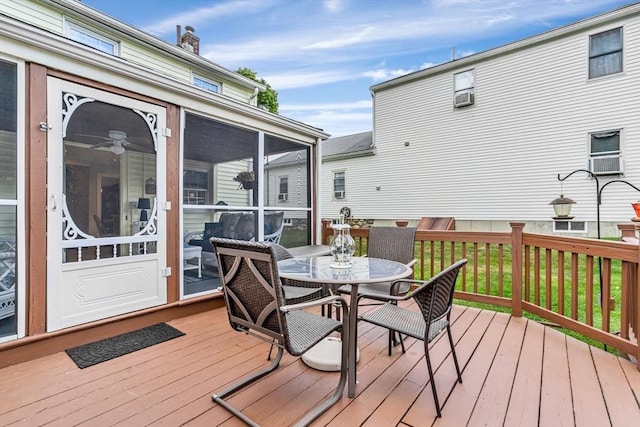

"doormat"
[65,323,185,369]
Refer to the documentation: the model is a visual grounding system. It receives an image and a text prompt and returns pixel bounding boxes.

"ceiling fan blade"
[89,142,113,149]
[126,137,153,146]
[74,133,112,141]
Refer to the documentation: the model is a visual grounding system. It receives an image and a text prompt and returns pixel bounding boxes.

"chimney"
[180,25,199,55]
[176,25,181,47]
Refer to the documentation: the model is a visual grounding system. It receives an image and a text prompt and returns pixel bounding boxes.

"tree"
[236,67,279,114]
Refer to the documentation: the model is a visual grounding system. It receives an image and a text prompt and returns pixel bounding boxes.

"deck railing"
[321,220,640,367]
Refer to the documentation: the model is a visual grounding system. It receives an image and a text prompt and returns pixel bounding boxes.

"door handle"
[50,194,57,211]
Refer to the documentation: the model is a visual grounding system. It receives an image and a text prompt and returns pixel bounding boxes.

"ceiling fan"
[73,130,151,155]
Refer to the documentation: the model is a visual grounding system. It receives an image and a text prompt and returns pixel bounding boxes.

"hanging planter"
[632,202,640,218]
[233,171,255,190]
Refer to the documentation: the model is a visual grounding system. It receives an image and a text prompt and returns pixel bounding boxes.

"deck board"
[1,304,640,426]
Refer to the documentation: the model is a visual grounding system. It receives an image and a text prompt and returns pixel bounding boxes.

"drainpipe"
[249,87,259,105]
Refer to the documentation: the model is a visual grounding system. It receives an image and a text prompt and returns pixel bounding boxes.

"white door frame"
[46,78,167,331]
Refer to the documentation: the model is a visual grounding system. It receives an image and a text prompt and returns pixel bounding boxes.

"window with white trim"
[589,130,622,175]
[278,177,288,201]
[193,75,220,93]
[183,169,210,205]
[453,69,475,107]
[589,27,622,79]
[65,21,119,56]
[333,171,345,199]
[553,221,587,233]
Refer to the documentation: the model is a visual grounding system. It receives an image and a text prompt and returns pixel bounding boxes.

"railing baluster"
[602,258,611,333]
[545,249,552,310]
[485,243,491,295]
[534,246,541,306]
[461,243,467,292]
[571,252,579,320]
[473,243,479,294]
[586,255,594,326]
[498,244,504,297]
[558,250,565,316]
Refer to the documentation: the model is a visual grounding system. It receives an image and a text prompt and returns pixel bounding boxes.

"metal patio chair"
[337,226,417,353]
[211,238,349,427]
[358,258,467,417]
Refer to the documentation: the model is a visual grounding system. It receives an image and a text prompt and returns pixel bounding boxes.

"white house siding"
[266,161,309,221]
[361,7,640,237]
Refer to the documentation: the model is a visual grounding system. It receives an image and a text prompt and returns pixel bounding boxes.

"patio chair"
[358,258,467,417]
[268,242,326,305]
[337,226,417,353]
[210,238,349,427]
[266,242,328,359]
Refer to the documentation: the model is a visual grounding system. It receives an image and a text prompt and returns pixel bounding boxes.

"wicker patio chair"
[358,258,467,418]
[266,242,329,359]
[211,238,349,427]
[337,226,417,353]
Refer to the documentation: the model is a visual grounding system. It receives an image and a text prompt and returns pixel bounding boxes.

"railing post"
[510,222,525,317]
[618,223,637,241]
[635,222,640,369]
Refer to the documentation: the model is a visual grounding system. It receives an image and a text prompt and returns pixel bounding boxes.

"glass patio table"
[277,256,412,397]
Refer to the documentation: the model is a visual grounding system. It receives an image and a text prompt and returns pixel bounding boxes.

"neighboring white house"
[323,3,640,238]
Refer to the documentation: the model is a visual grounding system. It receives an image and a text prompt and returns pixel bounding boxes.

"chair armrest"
[280,294,345,312]
[281,295,349,329]
[363,278,428,302]
[184,231,203,245]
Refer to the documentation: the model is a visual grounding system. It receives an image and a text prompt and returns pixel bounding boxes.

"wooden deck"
[2,303,640,427]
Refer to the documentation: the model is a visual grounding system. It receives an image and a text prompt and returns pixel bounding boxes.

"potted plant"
[632,201,640,218]
[233,171,255,189]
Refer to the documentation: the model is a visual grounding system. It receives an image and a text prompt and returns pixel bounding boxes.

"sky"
[82,0,634,137]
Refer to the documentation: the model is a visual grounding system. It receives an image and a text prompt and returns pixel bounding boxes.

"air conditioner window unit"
[454,91,474,108]
[589,154,623,175]
[334,190,345,199]
[278,193,288,201]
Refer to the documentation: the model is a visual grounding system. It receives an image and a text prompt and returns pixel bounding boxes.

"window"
[333,171,345,199]
[183,169,209,205]
[193,75,220,93]
[65,21,119,55]
[553,221,586,233]
[453,69,474,107]
[278,177,288,201]
[0,59,19,339]
[589,130,622,175]
[589,27,622,79]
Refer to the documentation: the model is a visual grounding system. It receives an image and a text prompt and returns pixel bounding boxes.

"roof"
[371,2,640,92]
[47,0,263,92]
[322,131,374,161]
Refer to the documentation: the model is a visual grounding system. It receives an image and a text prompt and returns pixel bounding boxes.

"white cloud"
[362,68,417,82]
[280,100,371,112]
[263,70,353,90]
[141,0,274,36]
[323,0,345,12]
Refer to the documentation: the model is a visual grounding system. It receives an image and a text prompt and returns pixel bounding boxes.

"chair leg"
[267,338,276,360]
[213,346,284,425]
[424,341,441,418]
[447,326,462,383]
[294,322,349,427]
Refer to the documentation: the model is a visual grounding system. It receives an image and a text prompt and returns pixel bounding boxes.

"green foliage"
[236,67,279,113]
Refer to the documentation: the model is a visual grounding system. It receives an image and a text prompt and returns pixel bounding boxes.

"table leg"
[348,286,359,397]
